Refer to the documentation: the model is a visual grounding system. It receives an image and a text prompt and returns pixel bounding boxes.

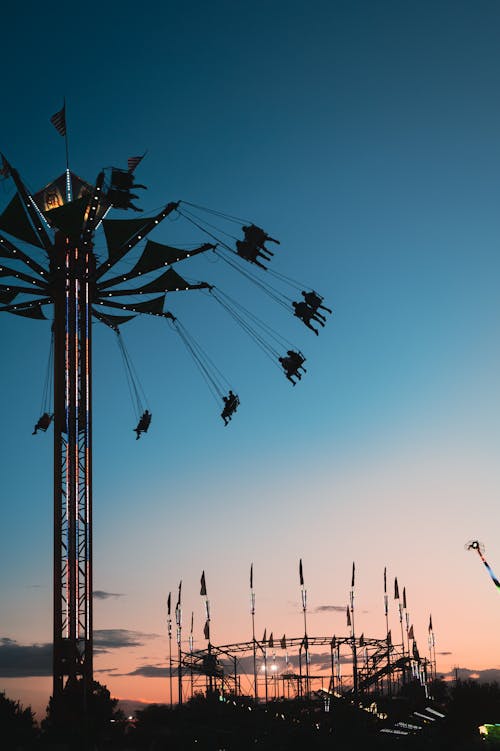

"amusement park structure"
[0,110,332,705]
[165,563,438,709]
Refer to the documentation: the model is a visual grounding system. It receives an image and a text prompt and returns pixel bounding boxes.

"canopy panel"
[132,240,213,274]
[8,303,47,320]
[93,309,136,329]
[102,218,152,262]
[0,194,45,248]
[103,268,197,297]
[0,289,18,304]
[95,294,166,315]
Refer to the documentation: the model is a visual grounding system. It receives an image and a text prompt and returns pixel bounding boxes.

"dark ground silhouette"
[2,678,500,749]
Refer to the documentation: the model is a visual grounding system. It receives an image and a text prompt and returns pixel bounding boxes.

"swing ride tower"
[0,120,331,707]
[0,158,194,701]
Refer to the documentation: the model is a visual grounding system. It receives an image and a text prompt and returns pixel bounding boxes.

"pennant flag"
[384,566,387,594]
[167,592,171,616]
[351,561,355,588]
[280,634,287,650]
[50,104,67,137]
[250,563,253,590]
[331,636,336,649]
[204,619,210,640]
[359,633,364,646]
[269,633,274,649]
[200,571,207,596]
[128,154,144,173]
[262,628,267,644]
[176,580,182,607]
[394,577,400,600]
[0,154,10,179]
[387,630,392,645]
[403,586,407,610]
[299,558,304,587]
[191,611,194,634]
[428,614,433,632]
[408,625,414,640]
[346,605,351,627]
[413,640,420,660]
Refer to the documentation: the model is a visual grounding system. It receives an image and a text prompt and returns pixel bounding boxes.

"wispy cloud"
[313,604,346,614]
[94,629,159,651]
[0,638,51,677]
[93,590,125,600]
[0,629,160,676]
[117,664,167,678]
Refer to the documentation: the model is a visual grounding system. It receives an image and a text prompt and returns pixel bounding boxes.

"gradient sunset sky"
[1,0,500,719]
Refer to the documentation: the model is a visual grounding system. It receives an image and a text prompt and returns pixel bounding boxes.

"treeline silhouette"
[2,677,500,749]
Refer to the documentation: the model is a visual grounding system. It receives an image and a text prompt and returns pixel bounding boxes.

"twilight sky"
[1,0,500,718]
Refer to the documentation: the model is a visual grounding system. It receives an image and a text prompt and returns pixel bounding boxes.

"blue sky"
[1,0,500,716]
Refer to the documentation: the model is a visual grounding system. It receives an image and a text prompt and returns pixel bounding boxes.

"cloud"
[93,590,124,600]
[313,605,347,614]
[0,638,51,677]
[117,665,167,678]
[0,629,160,676]
[94,629,159,651]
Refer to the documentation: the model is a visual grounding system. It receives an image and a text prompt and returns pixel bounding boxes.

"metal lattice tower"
[0,157,210,701]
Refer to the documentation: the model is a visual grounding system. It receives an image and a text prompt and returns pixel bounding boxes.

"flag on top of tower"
[200,571,207,596]
[204,619,210,640]
[299,558,304,587]
[428,614,433,632]
[351,561,355,588]
[128,154,144,173]
[346,605,351,627]
[280,634,286,650]
[250,563,253,590]
[50,104,66,137]
[167,592,171,616]
[403,586,407,609]
[408,624,414,640]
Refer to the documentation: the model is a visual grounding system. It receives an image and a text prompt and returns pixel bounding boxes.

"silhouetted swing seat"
[221,391,240,425]
[32,412,53,435]
[134,409,152,439]
[279,350,307,385]
[301,290,332,315]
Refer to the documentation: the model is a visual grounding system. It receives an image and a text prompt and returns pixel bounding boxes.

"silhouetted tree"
[0,691,38,748]
[41,678,123,749]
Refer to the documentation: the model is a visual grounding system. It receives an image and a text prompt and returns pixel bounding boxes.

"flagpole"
[250,563,258,703]
[299,559,310,698]
[428,615,436,682]
[398,586,406,662]
[62,98,71,202]
[189,612,194,700]
[404,588,410,657]
[167,592,173,709]
[384,567,392,697]
[350,562,358,698]
[263,632,268,705]
[175,581,182,706]
[200,571,212,695]
[330,636,336,695]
